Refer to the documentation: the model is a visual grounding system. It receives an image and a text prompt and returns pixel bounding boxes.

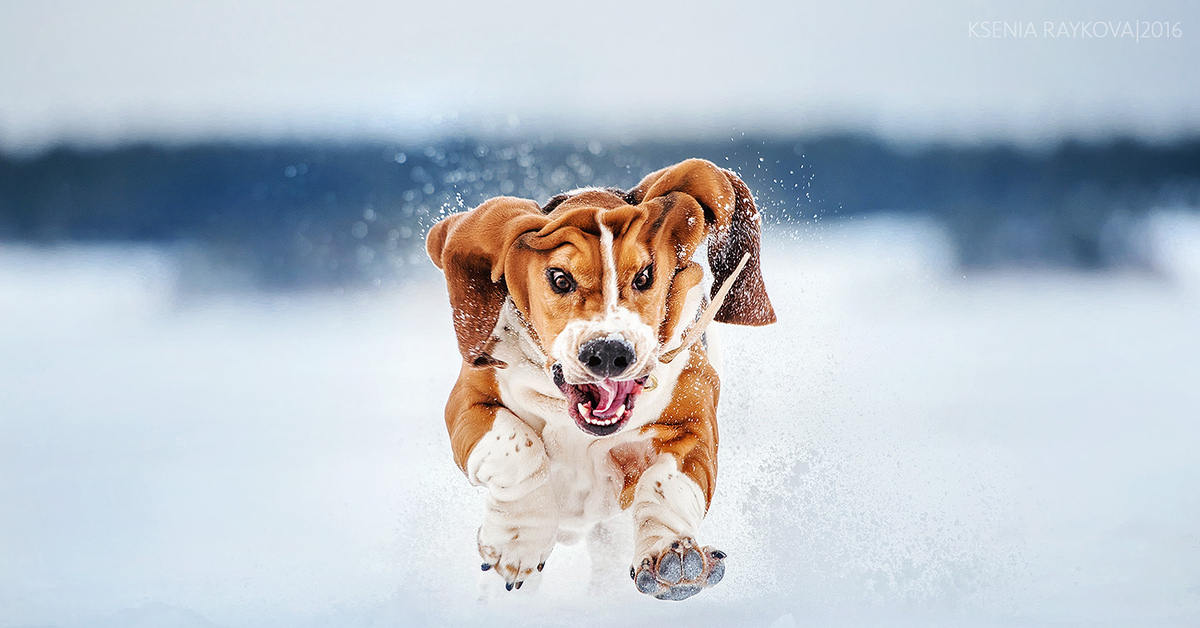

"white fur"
[466,408,550,502]
[599,222,619,312]
[488,299,693,528]
[467,408,560,583]
[469,271,712,580]
[549,305,659,386]
[476,479,559,583]
[630,457,706,560]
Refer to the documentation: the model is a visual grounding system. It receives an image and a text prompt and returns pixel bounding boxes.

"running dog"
[426,158,775,600]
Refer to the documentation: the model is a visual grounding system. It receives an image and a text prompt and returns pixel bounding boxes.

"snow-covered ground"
[2,213,1199,628]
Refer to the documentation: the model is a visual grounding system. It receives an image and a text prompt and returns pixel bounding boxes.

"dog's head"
[427,159,775,437]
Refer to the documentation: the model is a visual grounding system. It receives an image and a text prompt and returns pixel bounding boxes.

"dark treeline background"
[2,134,1199,287]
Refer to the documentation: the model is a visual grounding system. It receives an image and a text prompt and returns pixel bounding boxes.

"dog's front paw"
[631,538,725,601]
[477,518,556,591]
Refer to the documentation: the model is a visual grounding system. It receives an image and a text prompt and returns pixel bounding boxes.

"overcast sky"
[1,0,1198,151]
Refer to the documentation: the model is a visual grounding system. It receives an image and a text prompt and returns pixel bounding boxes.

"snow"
[1,213,1199,627]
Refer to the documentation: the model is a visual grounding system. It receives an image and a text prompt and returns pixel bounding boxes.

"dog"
[425,158,775,600]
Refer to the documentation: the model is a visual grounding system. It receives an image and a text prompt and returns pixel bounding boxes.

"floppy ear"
[630,159,776,325]
[426,196,548,366]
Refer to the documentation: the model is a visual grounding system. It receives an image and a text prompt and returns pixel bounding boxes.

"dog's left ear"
[426,197,549,366]
[630,159,776,325]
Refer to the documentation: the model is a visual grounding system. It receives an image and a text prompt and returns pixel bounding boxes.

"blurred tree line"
[1,134,1197,286]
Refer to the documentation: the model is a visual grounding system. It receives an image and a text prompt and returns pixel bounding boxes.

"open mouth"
[553,364,647,437]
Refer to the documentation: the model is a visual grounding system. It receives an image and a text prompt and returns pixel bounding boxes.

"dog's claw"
[505,581,513,591]
[537,562,545,572]
[631,538,726,601]
[481,563,491,571]
[514,580,523,590]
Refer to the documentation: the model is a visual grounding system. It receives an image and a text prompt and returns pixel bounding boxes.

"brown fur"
[425,196,548,366]
[427,159,773,509]
[646,346,721,507]
[444,361,505,472]
[631,159,777,326]
[612,345,720,509]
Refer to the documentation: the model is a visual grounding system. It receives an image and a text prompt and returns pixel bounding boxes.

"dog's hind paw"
[631,538,725,601]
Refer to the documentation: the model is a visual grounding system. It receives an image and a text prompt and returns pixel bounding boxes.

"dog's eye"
[632,265,653,291]
[546,268,576,294]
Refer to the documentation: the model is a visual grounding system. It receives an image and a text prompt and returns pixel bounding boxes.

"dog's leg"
[628,349,725,600]
[468,409,559,591]
[628,457,726,600]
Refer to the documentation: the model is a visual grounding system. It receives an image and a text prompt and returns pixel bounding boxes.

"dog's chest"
[487,310,662,528]
[539,425,648,528]
[494,358,655,528]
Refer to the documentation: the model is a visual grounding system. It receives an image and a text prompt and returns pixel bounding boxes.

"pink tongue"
[593,379,635,416]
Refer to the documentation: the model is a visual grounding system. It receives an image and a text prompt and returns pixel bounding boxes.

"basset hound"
[426,158,775,600]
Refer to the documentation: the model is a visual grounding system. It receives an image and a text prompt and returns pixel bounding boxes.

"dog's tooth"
[578,403,589,417]
[616,404,626,418]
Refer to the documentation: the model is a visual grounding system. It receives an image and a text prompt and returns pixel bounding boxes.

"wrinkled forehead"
[539,231,600,271]
[541,193,653,248]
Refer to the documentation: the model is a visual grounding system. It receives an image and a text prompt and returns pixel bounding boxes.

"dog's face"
[427,159,776,437]
[505,192,704,436]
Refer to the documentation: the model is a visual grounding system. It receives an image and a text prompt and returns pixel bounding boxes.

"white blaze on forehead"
[598,221,618,313]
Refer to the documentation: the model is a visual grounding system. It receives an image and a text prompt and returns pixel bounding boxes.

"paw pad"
[658,551,682,584]
[631,538,726,601]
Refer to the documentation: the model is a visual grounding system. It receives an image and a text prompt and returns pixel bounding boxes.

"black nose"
[578,338,636,378]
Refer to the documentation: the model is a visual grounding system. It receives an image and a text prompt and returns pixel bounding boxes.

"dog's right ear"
[426,197,548,367]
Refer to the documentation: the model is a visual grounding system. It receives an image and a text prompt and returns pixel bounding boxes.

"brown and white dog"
[426,158,775,600]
